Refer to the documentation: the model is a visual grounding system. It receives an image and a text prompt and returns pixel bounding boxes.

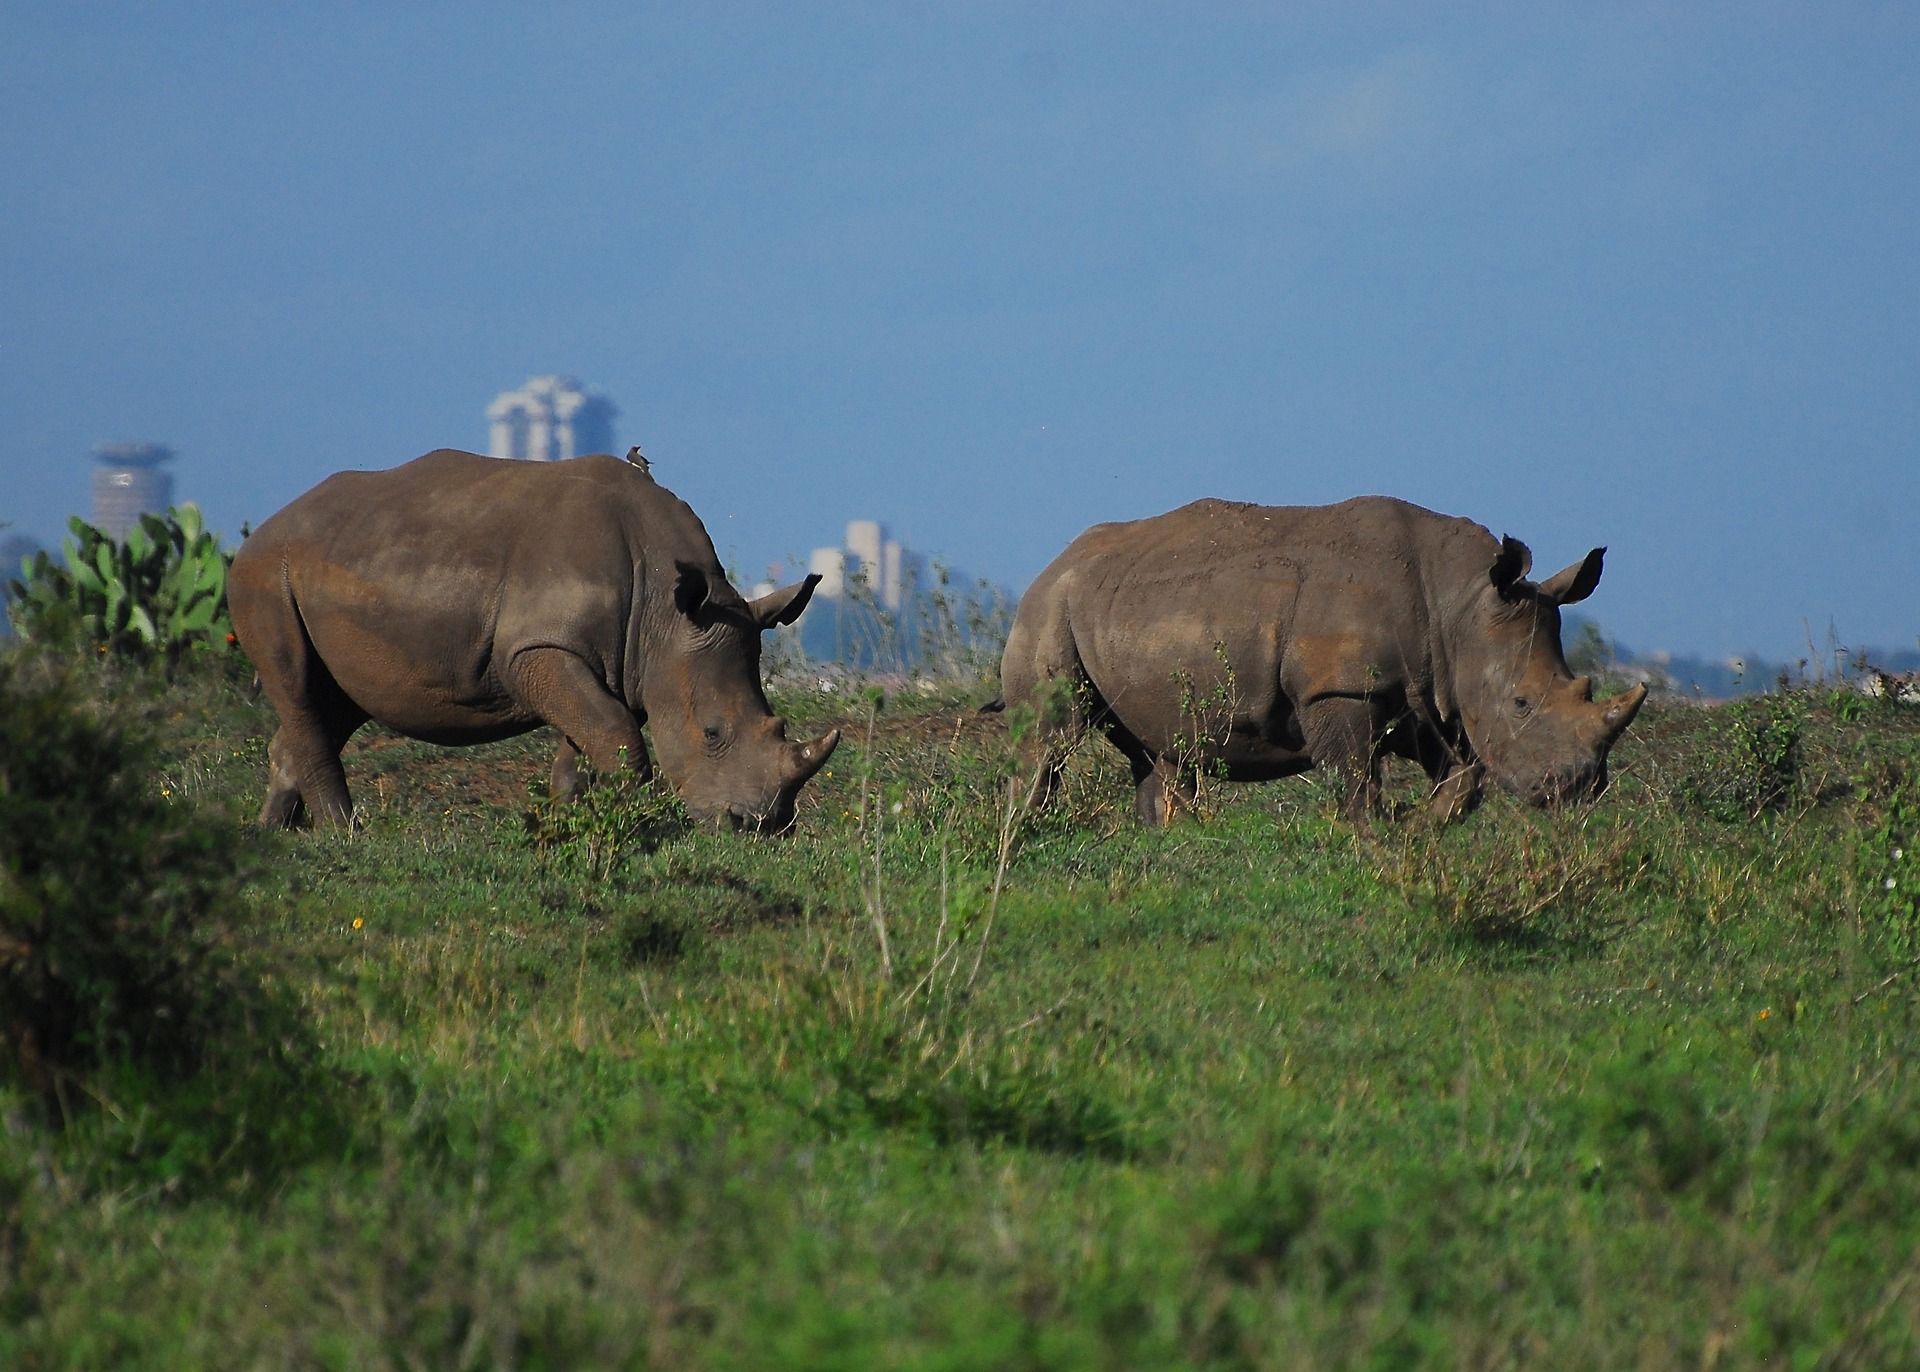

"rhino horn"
[1594,682,1648,745]
[788,728,840,784]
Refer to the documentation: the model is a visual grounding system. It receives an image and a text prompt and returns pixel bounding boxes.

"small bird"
[625,445,651,474]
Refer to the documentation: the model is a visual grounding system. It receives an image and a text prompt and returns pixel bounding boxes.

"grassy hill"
[4,657,1919,1369]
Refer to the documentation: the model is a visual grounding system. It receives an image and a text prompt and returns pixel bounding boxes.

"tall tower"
[485,376,619,461]
[90,442,174,541]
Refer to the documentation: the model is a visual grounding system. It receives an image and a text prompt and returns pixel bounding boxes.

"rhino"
[1000,496,1646,824]
[229,449,839,831]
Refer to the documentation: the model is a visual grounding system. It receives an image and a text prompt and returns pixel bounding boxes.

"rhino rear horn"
[1489,536,1532,599]
[788,728,840,784]
[750,573,822,630]
[1538,548,1606,606]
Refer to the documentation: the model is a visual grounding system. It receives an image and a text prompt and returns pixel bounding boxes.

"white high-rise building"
[91,443,174,541]
[807,546,848,598]
[807,520,918,610]
[485,376,618,462]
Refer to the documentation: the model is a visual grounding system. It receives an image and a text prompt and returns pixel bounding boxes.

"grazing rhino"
[229,450,838,832]
[1000,496,1646,824]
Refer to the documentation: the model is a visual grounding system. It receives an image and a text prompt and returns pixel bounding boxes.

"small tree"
[0,658,296,1104]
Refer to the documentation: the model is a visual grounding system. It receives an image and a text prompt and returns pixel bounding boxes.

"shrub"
[5,509,235,665]
[0,658,308,1113]
[523,763,692,878]
[1678,693,1805,822]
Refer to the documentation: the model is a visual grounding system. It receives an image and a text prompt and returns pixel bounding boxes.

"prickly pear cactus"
[5,507,236,663]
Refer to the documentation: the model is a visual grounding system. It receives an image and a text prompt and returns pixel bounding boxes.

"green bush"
[524,763,693,877]
[0,657,310,1120]
[1679,693,1806,821]
[5,508,234,664]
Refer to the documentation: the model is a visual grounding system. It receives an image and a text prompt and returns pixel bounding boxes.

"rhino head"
[1455,538,1647,807]
[642,565,839,833]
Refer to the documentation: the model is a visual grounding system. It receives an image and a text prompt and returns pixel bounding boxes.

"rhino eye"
[703,726,723,745]
[1513,697,1532,715]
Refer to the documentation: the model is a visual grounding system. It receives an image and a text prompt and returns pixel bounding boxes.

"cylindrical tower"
[91,443,174,541]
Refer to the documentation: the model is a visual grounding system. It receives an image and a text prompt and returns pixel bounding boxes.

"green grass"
[5,657,1920,1368]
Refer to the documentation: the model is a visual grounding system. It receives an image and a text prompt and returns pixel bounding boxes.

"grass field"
[5,655,1920,1369]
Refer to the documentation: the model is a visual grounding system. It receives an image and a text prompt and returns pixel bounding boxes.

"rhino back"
[1053,496,1492,733]
[236,451,717,728]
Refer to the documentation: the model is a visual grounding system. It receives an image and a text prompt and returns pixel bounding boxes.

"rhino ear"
[749,573,821,630]
[1489,536,1533,600]
[1537,547,1605,606]
[672,561,713,620]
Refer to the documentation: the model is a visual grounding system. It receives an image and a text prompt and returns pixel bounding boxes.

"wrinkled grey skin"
[1000,496,1646,825]
[230,450,838,832]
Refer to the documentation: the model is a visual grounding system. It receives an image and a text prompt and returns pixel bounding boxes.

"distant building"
[91,443,174,541]
[805,519,917,611]
[485,376,618,462]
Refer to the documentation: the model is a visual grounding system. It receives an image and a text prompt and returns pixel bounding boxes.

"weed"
[1372,810,1650,950]
[1679,692,1807,821]
[524,759,691,877]
[1168,641,1240,820]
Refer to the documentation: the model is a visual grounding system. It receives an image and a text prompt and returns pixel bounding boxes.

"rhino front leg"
[1427,763,1483,824]
[509,648,651,786]
[1299,696,1385,822]
[550,736,584,802]
[1129,753,1195,827]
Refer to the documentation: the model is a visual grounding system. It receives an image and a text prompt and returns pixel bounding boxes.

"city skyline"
[0,9,1915,662]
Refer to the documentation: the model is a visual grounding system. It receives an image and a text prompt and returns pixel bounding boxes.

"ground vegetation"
[3,644,1919,1369]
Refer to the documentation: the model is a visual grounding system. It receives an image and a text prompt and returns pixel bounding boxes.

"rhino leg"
[550,737,584,802]
[1005,674,1093,815]
[1001,583,1091,815]
[508,648,651,784]
[1427,763,1483,824]
[260,730,306,827]
[252,662,365,829]
[257,708,362,828]
[1129,753,1195,827]
[1300,696,1385,822]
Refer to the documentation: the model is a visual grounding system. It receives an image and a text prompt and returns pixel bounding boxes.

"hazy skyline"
[2,5,1915,661]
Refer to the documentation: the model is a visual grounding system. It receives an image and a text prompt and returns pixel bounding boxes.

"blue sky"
[2,4,1914,661]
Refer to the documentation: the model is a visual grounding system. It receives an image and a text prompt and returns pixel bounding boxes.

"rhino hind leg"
[259,731,306,827]
[508,648,650,784]
[252,660,365,829]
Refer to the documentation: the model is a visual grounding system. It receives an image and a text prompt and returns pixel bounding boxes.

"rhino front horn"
[790,728,841,783]
[1597,682,1648,745]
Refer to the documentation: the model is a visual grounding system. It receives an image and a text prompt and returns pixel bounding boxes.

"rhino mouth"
[1513,761,1609,808]
[719,798,801,836]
